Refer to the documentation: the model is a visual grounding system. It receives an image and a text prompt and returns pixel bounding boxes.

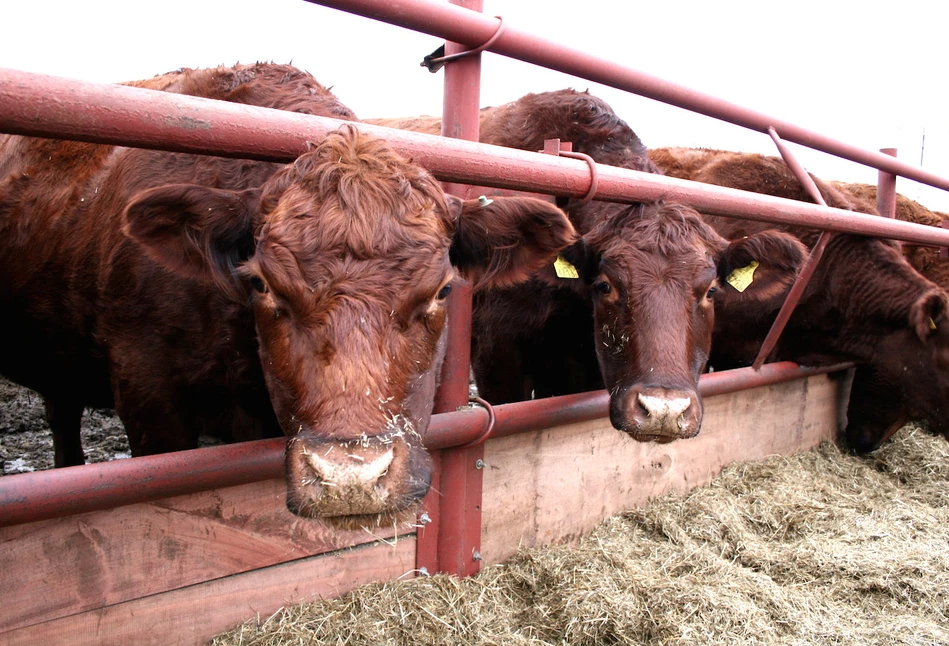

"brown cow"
[650,147,949,453]
[371,91,807,440]
[831,181,946,283]
[0,63,576,524]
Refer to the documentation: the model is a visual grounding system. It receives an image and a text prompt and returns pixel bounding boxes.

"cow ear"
[124,183,261,300]
[909,289,949,343]
[449,195,577,289]
[531,238,596,287]
[717,231,807,306]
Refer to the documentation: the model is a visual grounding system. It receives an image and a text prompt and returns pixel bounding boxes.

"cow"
[370,91,807,441]
[649,147,949,453]
[0,63,577,525]
[831,181,947,284]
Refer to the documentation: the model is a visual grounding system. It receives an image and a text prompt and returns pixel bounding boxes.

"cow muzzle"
[284,430,433,524]
[612,386,702,442]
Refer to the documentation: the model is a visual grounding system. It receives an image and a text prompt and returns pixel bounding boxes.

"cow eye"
[436,283,452,300]
[249,275,268,294]
[706,286,717,299]
[594,281,611,295]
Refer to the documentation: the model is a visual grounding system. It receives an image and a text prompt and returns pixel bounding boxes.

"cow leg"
[44,396,85,467]
[844,365,909,454]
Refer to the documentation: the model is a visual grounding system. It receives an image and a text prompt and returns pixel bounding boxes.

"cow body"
[372,92,806,441]
[650,147,949,452]
[0,63,576,524]
[832,181,949,286]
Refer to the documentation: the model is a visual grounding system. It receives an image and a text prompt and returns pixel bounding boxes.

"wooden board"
[480,373,843,564]
[2,536,416,646]
[0,477,404,633]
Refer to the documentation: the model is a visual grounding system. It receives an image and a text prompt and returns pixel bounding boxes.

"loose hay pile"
[212,424,949,645]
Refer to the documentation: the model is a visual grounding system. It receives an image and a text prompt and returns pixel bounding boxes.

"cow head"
[554,202,807,442]
[484,89,658,173]
[844,283,949,453]
[124,125,575,525]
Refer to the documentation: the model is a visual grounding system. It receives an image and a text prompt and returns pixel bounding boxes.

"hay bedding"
[213,425,949,646]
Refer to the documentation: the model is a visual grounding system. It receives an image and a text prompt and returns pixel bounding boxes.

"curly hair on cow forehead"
[587,201,725,259]
[255,125,451,255]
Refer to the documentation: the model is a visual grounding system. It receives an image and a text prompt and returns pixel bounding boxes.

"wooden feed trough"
[0,370,845,644]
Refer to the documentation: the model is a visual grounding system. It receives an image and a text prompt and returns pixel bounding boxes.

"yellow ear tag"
[554,254,579,279]
[725,260,759,293]
[929,316,938,330]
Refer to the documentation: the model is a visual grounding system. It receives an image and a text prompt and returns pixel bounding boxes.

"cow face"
[124,126,575,525]
[564,202,807,442]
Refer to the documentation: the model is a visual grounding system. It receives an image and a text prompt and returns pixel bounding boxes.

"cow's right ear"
[124,183,261,299]
[716,231,807,308]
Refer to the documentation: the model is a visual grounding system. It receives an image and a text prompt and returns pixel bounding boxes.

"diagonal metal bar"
[752,127,834,370]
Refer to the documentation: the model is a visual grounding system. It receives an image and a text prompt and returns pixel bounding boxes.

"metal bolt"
[418,567,430,577]
[418,512,432,525]
[475,459,485,469]
[472,550,483,562]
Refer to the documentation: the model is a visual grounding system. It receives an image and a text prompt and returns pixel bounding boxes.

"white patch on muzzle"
[304,447,395,515]
[638,393,692,434]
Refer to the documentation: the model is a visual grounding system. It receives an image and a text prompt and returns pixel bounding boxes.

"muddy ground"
[0,377,129,474]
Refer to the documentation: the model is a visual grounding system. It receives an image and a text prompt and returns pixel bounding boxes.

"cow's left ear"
[447,195,577,289]
[716,231,807,307]
[529,238,597,287]
[124,183,261,299]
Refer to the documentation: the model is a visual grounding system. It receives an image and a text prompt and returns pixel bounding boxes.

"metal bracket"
[540,138,599,203]
[461,396,497,447]
[421,16,505,73]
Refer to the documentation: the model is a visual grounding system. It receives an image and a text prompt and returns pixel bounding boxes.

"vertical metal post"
[877,148,897,218]
[415,0,485,578]
[942,220,949,259]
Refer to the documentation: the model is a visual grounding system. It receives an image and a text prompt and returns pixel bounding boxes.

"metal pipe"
[1,68,948,248]
[0,362,849,528]
[0,438,285,528]
[752,128,834,370]
[423,0,485,578]
[305,0,949,193]
[877,148,898,218]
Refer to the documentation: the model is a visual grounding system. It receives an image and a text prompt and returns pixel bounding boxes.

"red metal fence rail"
[307,0,949,192]
[1,69,947,247]
[0,362,848,528]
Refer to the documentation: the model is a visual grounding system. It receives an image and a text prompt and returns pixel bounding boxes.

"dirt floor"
[0,376,129,474]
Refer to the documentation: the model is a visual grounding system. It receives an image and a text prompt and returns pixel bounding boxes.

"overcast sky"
[4,0,948,210]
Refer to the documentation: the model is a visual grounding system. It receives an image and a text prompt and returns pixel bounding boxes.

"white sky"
[4,0,949,211]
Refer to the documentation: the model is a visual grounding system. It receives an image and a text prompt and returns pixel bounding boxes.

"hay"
[212,424,949,645]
